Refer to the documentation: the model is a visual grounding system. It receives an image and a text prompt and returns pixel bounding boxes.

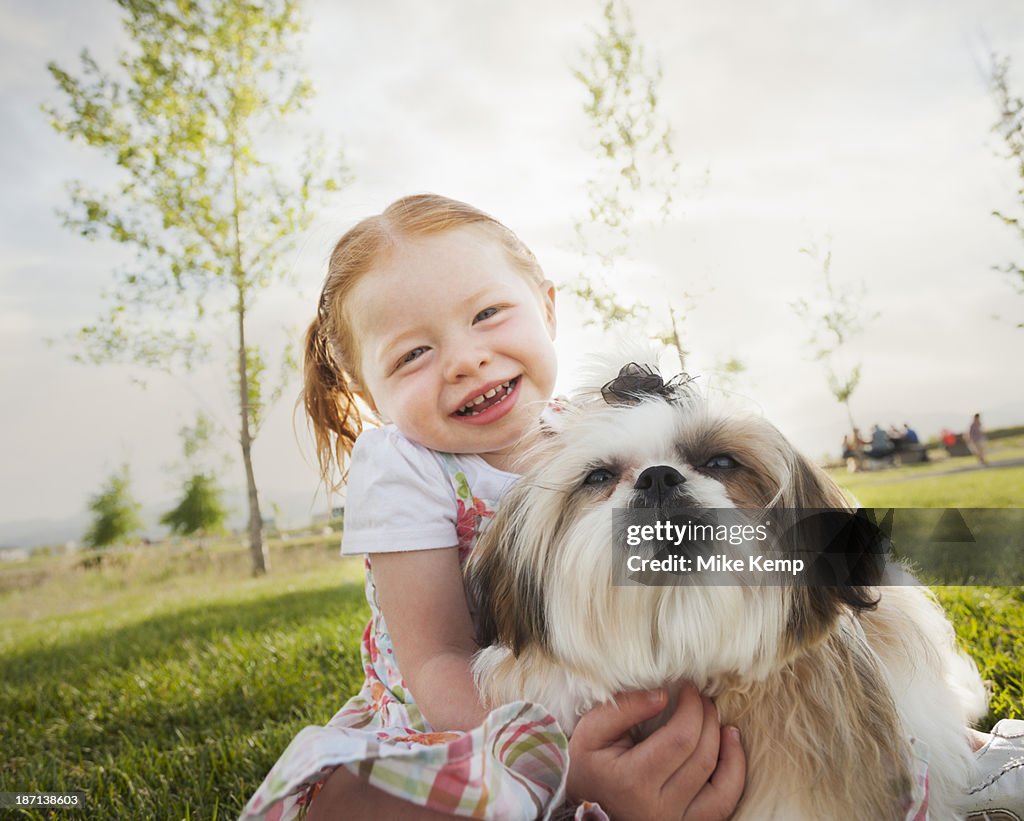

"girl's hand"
[566,686,745,821]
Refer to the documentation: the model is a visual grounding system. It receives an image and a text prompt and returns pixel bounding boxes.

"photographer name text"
[626,553,805,575]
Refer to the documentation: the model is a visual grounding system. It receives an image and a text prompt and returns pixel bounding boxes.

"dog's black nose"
[634,465,686,495]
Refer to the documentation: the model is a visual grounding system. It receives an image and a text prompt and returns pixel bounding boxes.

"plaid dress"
[239,455,583,821]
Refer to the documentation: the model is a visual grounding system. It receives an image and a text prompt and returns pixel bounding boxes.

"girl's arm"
[371,547,487,731]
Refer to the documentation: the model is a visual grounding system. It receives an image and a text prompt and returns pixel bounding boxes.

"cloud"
[2,0,1024,531]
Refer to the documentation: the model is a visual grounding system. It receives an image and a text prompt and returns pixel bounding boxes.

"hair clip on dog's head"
[600,362,697,407]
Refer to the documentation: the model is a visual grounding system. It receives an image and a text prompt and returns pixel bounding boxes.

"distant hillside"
[0,487,335,551]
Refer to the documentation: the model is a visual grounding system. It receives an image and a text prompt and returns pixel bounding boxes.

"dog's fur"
[466,365,986,820]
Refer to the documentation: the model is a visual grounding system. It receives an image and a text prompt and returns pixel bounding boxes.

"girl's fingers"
[623,685,710,787]
[573,689,669,753]
[683,726,747,821]
[658,693,722,797]
[570,687,744,820]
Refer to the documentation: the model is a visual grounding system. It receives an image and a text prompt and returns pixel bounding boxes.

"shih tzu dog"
[466,361,986,820]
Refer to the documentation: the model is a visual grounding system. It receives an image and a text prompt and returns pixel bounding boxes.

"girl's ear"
[350,382,379,416]
[540,280,557,339]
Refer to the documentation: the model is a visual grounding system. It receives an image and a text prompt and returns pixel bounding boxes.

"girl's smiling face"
[349,225,557,471]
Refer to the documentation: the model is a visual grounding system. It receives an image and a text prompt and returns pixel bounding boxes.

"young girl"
[240,194,746,821]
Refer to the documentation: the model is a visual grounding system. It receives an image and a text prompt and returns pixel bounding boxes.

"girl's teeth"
[458,380,514,415]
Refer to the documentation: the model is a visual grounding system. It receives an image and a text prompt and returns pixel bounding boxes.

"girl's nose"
[443,346,492,382]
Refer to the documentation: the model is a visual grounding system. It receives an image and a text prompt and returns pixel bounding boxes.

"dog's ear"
[781,448,881,645]
[465,484,550,656]
[783,448,851,510]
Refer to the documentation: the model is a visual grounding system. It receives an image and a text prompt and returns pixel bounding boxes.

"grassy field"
[1,542,372,820]
[1,453,1022,819]
[831,433,1024,508]
[824,444,1024,726]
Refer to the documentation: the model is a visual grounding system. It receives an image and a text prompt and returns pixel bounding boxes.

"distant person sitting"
[841,432,863,473]
[898,422,927,463]
[866,424,895,460]
[966,413,989,466]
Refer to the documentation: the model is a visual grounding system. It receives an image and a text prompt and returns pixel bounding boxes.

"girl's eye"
[396,346,428,369]
[704,454,739,469]
[473,306,499,323]
[584,468,617,486]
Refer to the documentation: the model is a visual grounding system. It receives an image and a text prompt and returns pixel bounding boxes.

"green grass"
[834,465,1024,508]
[2,455,1022,818]
[829,453,1024,730]
[935,586,1024,725]
[1,543,370,820]
[828,433,1024,508]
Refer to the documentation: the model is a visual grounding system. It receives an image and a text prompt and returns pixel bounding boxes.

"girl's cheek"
[506,315,538,342]
[403,368,436,401]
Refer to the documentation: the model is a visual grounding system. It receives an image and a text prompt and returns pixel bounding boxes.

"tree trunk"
[230,132,268,576]
[237,286,269,575]
[667,304,686,371]
[844,399,857,436]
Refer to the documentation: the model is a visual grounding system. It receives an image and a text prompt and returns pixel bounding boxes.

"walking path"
[863,457,1024,485]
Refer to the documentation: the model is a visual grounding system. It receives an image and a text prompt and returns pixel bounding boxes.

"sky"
[1,0,1023,546]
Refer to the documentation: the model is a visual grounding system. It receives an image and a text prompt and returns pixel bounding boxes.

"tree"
[790,240,876,432]
[161,412,228,538]
[990,54,1024,328]
[571,1,741,381]
[45,0,346,574]
[84,465,144,548]
[161,474,228,538]
[571,0,676,341]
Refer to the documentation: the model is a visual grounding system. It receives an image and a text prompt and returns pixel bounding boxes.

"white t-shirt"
[340,425,520,555]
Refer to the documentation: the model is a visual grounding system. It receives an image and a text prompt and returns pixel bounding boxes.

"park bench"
[861,440,929,470]
[943,434,972,458]
[894,442,928,465]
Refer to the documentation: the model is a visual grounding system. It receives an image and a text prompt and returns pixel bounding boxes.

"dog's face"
[468,379,877,694]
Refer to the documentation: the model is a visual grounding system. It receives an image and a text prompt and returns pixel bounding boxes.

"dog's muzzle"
[632,464,689,507]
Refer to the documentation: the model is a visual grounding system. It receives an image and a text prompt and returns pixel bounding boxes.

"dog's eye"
[583,468,617,486]
[704,454,739,469]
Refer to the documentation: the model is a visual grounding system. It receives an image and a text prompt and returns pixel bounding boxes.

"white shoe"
[966,719,1024,821]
